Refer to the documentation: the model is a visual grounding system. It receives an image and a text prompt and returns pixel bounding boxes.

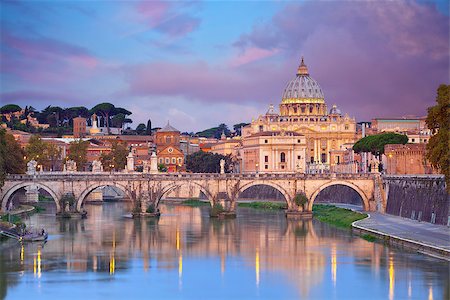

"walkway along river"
[0,202,448,299]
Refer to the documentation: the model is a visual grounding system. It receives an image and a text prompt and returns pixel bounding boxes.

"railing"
[6,172,376,181]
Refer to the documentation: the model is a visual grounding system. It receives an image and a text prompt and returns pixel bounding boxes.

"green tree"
[233,122,250,136]
[68,139,89,171]
[25,135,61,171]
[158,163,167,172]
[186,151,231,173]
[25,135,49,167]
[426,84,449,190]
[91,103,115,134]
[353,133,408,156]
[136,123,146,135]
[146,119,152,135]
[90,103,132,134]
[100,141,128,171]
[0,129,25,188]
[0,104,21,114]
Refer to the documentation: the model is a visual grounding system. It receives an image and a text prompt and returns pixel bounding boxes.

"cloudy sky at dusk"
[1,0,448,132]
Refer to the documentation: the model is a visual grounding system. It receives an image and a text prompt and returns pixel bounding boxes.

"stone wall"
[384,175,448,225]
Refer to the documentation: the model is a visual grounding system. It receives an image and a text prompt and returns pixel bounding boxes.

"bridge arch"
[76,182,134,212]
[1,182,61,212]
[308,181,370,211]
[238,181,292,207]
[156,182,214,208]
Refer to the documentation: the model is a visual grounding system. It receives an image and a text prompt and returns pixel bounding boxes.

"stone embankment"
[383,175,449,225]
[353,212,449,261]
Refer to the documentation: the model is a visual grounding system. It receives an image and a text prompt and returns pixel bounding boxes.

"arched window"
[280,152,286,163]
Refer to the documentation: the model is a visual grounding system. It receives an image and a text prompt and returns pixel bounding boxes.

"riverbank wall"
[383,175,448,225]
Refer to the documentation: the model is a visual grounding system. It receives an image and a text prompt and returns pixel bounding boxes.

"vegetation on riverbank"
[238,202,287,210]
[182,199,210,207]
[312,204,367,229]
[361,234,377,242]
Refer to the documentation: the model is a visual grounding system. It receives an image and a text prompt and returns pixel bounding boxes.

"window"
[297,139,301,143]
[280,152,286,163]
[411,138,415,142]
[159,158,163,163]
[264,139,268,144]
[178,158,182,164]
[166,136,171,143]
[309,106,313,113]
[337,156,340,164]
[264,156,269,163]
[321,153,326,163]
[165,158,170,164]
[297,155,301,160]
[281,165,285,169]
[172,158,176,164]
[345,125,349,130]
[310,157,314,163]
[259,125,263,132]
[265,165,268,170]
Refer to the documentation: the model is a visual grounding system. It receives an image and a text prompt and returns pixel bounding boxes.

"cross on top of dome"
[297,56,309,76]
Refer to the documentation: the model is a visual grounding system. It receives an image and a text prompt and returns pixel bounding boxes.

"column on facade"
[314,139,318,163]
[327,139,331,164]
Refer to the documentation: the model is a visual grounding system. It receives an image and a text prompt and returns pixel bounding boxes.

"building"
[210,134,241,157]
[73,117,87,138]
[384,144,436,175]
[155,122,184,172]
[238,131,306,173]
[239,57,358,173]
[371,117,431,143]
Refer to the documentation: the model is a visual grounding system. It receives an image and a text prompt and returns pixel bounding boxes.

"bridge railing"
[6,172,375,181]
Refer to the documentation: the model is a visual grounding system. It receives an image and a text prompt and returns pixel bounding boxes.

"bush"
[182,199,210,206]
[210,203,225,217]
[146,204,156,213]
[312,204,367,228]
[238,202,287,210]
[294,193,308,210]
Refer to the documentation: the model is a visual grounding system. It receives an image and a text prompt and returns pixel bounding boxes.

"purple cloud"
[1,31,98,85]
[131,0,201,38]
[233,1,449,119]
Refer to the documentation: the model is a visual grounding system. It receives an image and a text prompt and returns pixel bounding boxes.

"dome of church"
[281,57,324,103]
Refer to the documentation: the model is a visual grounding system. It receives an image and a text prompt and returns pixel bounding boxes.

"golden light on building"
[255,248,260,287]
[389,255,395,300]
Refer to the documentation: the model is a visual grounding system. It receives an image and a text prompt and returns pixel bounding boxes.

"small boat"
[21,231,48,242]
[0,228,48,242]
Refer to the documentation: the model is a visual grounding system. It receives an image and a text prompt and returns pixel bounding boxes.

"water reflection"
[0,202,448,299]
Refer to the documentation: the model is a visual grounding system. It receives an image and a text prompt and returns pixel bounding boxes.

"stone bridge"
[0,172,381,217]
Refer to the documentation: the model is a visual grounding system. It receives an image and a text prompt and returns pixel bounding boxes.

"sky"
[0,0,449,132]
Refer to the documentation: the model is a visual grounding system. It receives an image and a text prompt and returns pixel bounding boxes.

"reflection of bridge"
[1,172,382,216]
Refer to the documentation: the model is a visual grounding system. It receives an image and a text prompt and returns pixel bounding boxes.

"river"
[0,202,448,299]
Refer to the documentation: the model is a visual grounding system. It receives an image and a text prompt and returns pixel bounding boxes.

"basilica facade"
[238,58,359,173]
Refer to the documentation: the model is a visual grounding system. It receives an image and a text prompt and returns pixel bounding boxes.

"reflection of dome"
[329,105,341,115]
[281,57,325,104]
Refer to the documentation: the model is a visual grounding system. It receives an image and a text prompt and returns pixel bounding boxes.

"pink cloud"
[230,47,280,67]
[121,60,291,104]
[128,0,201,38]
